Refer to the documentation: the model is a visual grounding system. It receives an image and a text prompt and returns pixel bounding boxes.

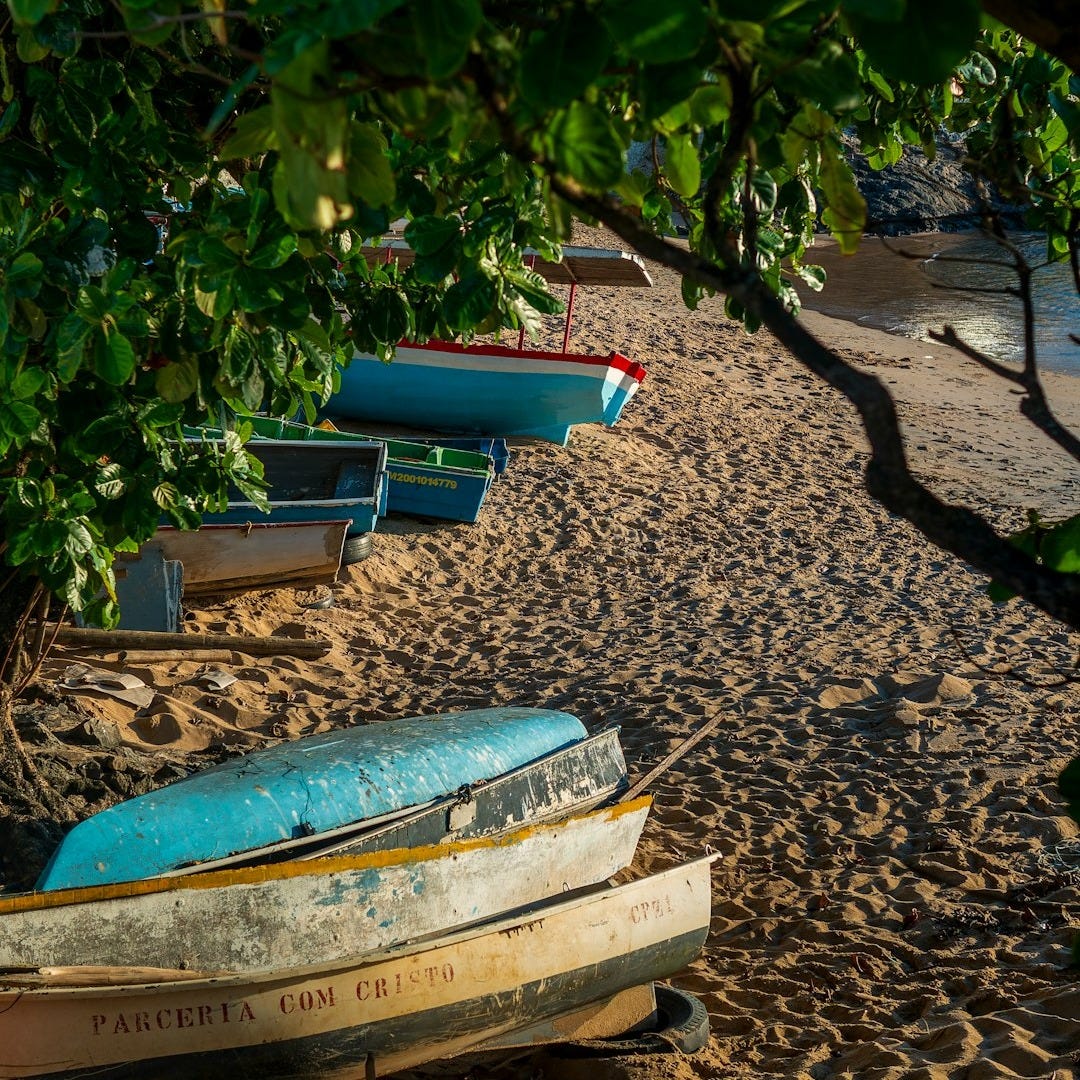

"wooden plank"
[362,240,653,288]
[52,626,330,657]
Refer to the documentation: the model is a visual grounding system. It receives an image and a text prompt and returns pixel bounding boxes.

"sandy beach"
[39,227,1080,1079]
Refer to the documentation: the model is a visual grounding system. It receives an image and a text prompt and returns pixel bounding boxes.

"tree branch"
[545,177,1080,630]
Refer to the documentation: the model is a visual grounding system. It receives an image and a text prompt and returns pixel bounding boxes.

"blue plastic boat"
[35,708,588,891]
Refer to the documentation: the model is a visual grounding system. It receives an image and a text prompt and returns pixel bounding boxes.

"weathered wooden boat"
[166,724,628,873]
[35,707,589,891]
[0,797,651,973]
[234,416,497,524]
[183,436,388,536]
[0,853,715,1078]
[335,244,652,446]
[146,520,349,597]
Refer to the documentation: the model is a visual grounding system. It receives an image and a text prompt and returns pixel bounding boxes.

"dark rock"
[0,813,65,891]
[843,131,1026,237]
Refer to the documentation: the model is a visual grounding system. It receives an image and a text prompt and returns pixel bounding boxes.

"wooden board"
[148,520,349,597]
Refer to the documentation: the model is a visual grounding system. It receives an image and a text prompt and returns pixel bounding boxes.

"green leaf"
[550,103,625,191]
[776,42,862,113]
[794,263,827,291]
[7,0,58,25]
[818,151,866,253]
[6,251,43,296]
[520,11,611,110]
[220,106,279,159]
[601,0,706,63]
[665,133,701,197]
[410,0,482,78]
[367,288,411,344]
[247,233,298,270]
[442,273,497,332]
[348,124,396,207]
[155,357,200,403]
[406,215,462,256]
[690,83,731,127]
[11,366,47,399]
[1041,515,1080,574]
[93,328,137,385]
[3,399,39,435]
[845,0,982,86]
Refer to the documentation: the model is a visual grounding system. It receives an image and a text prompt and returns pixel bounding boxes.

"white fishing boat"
[0,853,716,1078]
[0,798,651,973]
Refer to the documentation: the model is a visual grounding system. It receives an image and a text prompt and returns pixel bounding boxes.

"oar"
[620,713,725,804]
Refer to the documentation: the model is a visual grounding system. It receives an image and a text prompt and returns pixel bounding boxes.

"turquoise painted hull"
[35,708,588,891]
[331,342,647,446]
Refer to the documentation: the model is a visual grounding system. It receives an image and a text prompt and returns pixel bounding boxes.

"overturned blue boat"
[35,708,589,891]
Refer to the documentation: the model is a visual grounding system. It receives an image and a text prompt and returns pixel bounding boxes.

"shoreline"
[10,226,1080,1079]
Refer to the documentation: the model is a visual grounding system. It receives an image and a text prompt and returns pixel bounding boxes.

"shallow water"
[796,231,1080,376]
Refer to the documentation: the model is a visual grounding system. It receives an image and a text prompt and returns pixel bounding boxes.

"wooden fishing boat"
[332,341,647,447]
[146,520,349,597]
[35,707,589,891]
[0,798,650,973]
[235,416,497,523]
[334,243,652,447]
[184,436,388,536]
[0,853,715,1079]
[163,724,628,873]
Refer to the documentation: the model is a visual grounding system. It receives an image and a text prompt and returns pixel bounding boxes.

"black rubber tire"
[549,983,710,1058]
[341,533,374,564]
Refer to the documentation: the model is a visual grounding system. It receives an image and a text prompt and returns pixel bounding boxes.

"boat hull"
[185,438,388,537]
[164,725,628,873]
[148,521,349,596]
[0,855,714,1079]
[35,708,589,891]
[332,342,647,446]
[242,417,496,523]
[0,799,650,973]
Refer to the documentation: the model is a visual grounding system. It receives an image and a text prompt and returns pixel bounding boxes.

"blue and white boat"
[336,243,653,446]
[331,341,647,447]
[35,707,589,890]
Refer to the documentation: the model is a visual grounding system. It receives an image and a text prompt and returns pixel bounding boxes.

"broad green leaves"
[0,0,1073,644]
[550,103,624,190]
[843,0,982,86]
[601,0,707,64]
[520,12,611,110]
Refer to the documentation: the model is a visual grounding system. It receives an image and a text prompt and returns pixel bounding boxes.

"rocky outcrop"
[843,131,1025,236]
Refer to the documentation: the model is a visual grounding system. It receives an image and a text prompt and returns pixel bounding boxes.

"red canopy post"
[562,282,577,354]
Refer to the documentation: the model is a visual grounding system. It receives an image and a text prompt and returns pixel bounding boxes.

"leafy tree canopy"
[0,0,1076,637]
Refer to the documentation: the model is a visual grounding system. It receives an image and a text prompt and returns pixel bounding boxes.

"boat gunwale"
[0,848,717,997]
[0,795,651,916]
